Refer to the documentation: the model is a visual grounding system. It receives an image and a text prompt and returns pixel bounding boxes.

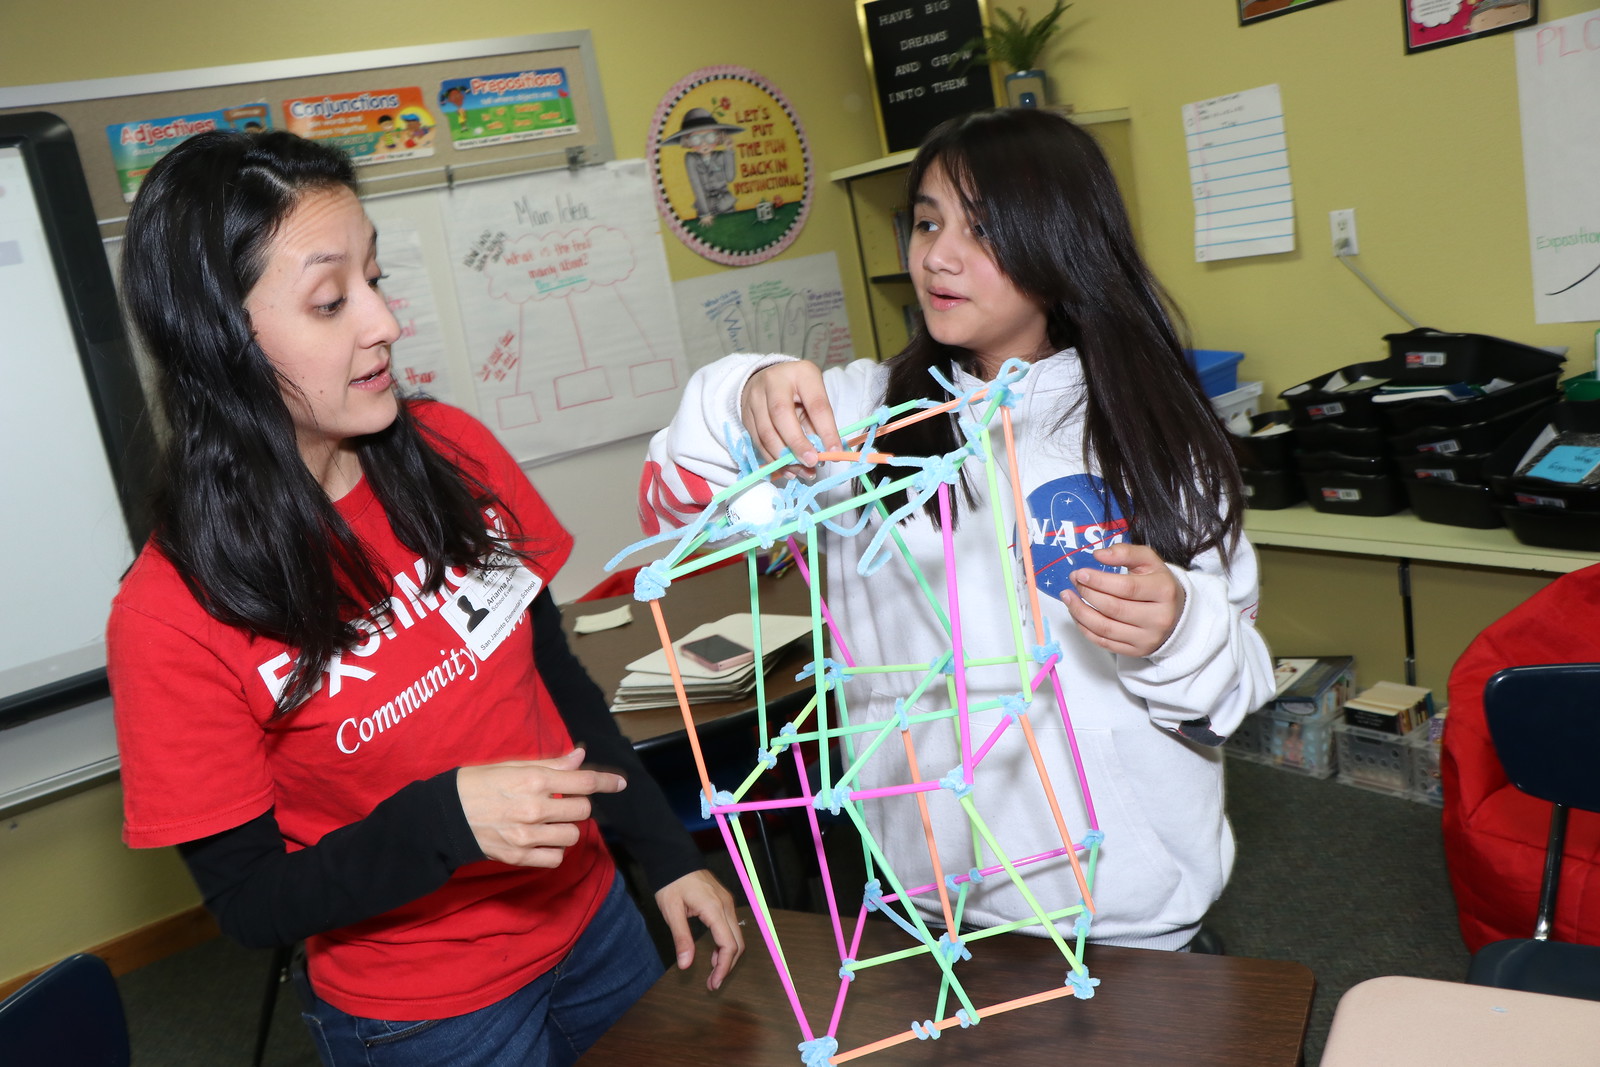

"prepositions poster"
[1515,9,1600,324]
[673,251,854,371]
[443,161,688,462]
[438,68,578,149]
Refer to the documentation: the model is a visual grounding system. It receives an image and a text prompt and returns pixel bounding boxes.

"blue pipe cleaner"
[775,722,799,750]
[1073,914,1092,939]
[797,1036,838,1067]
[938,767,973,799]
[956,1009,977,1028]
[699,789,735,821]
[911,1020,941,1041]
[1031,640,1063,664]
[967,866,985,884]
[999,692,1029,722]
[795,658,844,692]
[837,958,856,982]
[1082,829,1106,847]
[812,786,848,815]
[1066,970,1100,1000]
[862,879,882,913]
[944,873,961,893]
[935,933,971,964]
[631,558,674,602]
[757,748,777,770]
[894,698,910,732]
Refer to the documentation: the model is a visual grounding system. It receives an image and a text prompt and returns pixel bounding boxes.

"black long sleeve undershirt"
[179,589,704,949]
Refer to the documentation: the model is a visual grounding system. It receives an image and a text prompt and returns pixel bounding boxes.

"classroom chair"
[0,952,130,1066]
[1442,562,1600,953]
[1463,663,1600,1002]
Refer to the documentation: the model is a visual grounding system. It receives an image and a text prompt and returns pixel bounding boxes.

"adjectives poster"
[105,104,270,202]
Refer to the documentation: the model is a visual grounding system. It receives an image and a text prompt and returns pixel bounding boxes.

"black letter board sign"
[858,0,1000,156]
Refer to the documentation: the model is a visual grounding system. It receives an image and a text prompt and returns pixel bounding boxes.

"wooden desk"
[562,563,815,751]
[1321,975,1600,1066]
[581,908,1315,1066]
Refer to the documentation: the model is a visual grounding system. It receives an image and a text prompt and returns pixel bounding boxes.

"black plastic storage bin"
[1242,467,1302,510]
[1296,450,1391,477]
[1278,328,1563,431]
[1293,420,1387,458]
[1389,397,1558,457]
[1486,399,1600,514]
[1300,470,1405,517]
[1404,477,1503,529]
[1231,410,1296,470]
[1396,450,1495,484]
[1482,400,1600,549]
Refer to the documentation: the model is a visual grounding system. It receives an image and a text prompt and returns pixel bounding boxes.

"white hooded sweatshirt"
[641,351,1275,950]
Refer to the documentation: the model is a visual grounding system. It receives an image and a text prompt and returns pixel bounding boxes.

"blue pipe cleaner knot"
[1073,913,1092,939]
[797,1036,838,1067]
[775,722,799,750]
[757,748,777,770]
[796,658,844,692]
[999,692,1029,722]
[1066,969,1101,1000]
[967,866,985,884]
[994,356,1031,387]
[893,698,910,732]
[944,873,961,893]
[812,786,848,815]
[837,958,856,982]
[632,558,673,602]
[938,767,973,799]
[911,1020,941,1041]
[1082,829,1106,848]
[930,651,955,676]
[1031,641,1063,664]
[956,1008,977,1028]
[698,789,735,821]
[936,933,971,964]
[863,879,883,912]
[957,417,989,456]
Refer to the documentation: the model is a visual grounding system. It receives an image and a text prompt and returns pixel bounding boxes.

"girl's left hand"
[654,869,745,991]
[1062,543,1185,658]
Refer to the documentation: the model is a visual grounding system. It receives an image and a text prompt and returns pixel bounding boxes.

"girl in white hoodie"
[642,107,1275,951]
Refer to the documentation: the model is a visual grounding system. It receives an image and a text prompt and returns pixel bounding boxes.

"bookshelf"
[828,107,1133,360]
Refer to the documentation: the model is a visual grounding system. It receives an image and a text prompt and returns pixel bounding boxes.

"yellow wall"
[3,0,1593,984]
[1051,0,1598,392]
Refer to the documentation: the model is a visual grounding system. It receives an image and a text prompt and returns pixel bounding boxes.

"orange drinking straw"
[829,985,1078,1062]
[813,450,895,464]
[648,599,716,806]
[844,387,989,449]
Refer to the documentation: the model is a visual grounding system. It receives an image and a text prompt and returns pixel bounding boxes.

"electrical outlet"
[1330,209,1358,257]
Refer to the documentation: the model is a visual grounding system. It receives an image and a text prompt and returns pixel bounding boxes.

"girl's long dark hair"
[122,130,505,715]
[881,108,1243,567]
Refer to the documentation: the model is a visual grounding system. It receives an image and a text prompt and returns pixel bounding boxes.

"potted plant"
[963,1,1073,108]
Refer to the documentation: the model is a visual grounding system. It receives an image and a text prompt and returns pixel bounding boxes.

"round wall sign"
[647,66,812,266]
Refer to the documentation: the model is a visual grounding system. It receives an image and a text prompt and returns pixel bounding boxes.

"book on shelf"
[609,613,814,712]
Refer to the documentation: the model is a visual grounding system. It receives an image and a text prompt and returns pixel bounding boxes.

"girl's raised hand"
[1062,543,1185,659]
[741,361,843,479]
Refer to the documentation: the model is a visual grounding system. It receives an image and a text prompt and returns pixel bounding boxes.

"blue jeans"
[296,874,662,1067]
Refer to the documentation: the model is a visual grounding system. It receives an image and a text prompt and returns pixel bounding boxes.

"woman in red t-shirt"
[109,129,742,1066]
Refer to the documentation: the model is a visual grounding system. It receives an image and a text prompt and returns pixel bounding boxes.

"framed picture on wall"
[1239,0,1342,26]
[1403,0,1537,53]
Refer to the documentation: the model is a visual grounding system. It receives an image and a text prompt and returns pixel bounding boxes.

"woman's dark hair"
[881,108,1243,567]
[122,130,506,715]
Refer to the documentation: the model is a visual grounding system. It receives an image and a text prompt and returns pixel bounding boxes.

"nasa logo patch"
[1023,474,1129,598]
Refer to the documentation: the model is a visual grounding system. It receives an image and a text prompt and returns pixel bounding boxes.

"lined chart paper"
[1183,84,1296,262]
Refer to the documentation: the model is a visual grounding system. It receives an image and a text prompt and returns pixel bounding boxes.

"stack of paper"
[609,613,815,712]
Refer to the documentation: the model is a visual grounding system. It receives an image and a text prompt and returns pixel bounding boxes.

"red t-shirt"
[108,401,612,1019]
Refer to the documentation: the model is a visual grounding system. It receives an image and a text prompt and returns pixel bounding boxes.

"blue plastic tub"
[1187,349,1244,397]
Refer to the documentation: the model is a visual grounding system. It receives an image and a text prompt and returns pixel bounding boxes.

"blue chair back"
[0,953,129,1066]
[1483,663,1600,814]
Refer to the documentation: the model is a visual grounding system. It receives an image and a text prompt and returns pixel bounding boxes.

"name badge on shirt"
[436,546,543,660]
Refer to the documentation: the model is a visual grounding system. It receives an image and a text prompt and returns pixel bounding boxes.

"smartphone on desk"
[680,634,755,672]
